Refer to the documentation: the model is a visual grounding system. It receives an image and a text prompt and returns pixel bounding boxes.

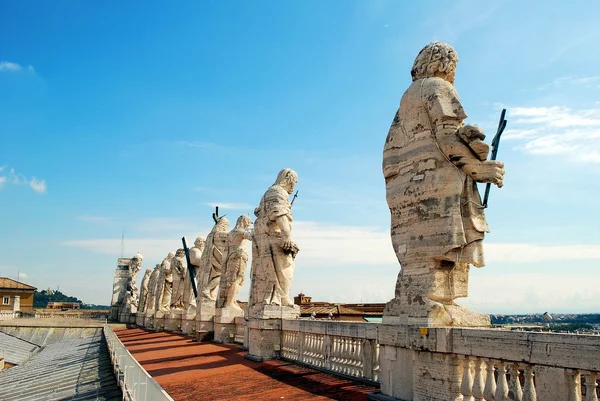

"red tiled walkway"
[115,327,378,401]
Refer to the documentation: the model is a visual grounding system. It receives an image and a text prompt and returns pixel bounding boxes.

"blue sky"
[1,1,599,313]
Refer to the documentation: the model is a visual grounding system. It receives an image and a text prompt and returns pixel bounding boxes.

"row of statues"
[119,42,505,328]
[128,168,300,319]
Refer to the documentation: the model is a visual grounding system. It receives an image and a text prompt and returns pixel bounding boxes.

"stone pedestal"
[144,311,155,329]
[154,310,166,331]
[135,312,145,326]
[181,312,196,335]
[245,305,300,362]
[166,310,183,332]
[195,300,216,341]
[213,307,244,343]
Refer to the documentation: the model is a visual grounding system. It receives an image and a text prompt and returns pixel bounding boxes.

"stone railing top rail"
[379,325,600,372]
[282,319,379,340]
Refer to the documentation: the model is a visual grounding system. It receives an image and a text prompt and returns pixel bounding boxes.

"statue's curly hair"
[411,42,458,82]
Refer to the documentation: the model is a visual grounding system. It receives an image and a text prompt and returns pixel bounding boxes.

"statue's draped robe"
[249,185,295,312]
[383,77,488,269]
[217,229,250,310]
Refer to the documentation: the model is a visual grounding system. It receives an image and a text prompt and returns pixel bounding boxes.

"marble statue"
[248,168,299,316]
[137,268,152,313]
[157,251,175,312]
[120,253,143,314]
[217,215,252,311]
[144,264,161,313]
[170,248,186,309]
[185,236,205,313]
[199,217,229,302]
[382,42,505,326]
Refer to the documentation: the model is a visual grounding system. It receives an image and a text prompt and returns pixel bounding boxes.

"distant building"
[293,293,384,322]
[46,302,81,310]
[0,277,36,312]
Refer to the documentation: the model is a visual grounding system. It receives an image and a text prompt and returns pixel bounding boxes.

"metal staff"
[181,237,198,299]
[482,108,507,208]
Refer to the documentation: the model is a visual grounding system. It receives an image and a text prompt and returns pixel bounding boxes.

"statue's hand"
[280,234,295,251]
[474,160,505,187]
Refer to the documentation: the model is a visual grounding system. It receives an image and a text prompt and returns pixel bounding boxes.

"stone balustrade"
[280,319,379,384]
[377,325,600,401]
[0,311,16,321]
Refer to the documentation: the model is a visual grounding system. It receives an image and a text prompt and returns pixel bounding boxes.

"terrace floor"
[115,327,378,401]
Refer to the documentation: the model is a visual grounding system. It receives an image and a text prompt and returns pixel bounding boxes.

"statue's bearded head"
[411,42,458,84]
[194,236,206,248]
[215,216,229,232]
[275,168,298,195]
[235,215,252,230]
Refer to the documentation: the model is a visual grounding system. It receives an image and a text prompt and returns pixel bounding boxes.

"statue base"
[213,306,244,343]
[195,299,216,341]
[144,311,155,329]
[181,312,196,335]
[135,312,145,326]
[154,310,167,331]
[245,305,300,361]
[382,298,490,328]
[166,310,183,332]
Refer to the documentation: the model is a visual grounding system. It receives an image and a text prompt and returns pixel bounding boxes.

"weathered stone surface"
[248,168,299,317]
[165,310,182,332]
[157,252,175,312]
[137,268,152,314]
[213,306,244,343]
[181,312,196,335]
[170,248,186,309]
[382,42,504,326]
[198,218,229,304]
[246,317,283,361]
[184,236,205,315]
[143,264,161,313]
[216,215,252,312]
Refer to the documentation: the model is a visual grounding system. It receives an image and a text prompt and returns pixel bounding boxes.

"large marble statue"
[144,264,161,313]
[217,215,252,311]
[382,42,505,326]
[185,236,205,313]
[121,253,143,314]
[157,252,175,312]
[199,217,229,302]
[248,168,299,316]
[170,248,186,309]
[137,268,152,313]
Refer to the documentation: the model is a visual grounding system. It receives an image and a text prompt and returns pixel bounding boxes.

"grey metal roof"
[0,330,122,401]
[0,326,102,346]
[0,331,40,365]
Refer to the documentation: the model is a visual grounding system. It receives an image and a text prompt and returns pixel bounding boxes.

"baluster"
[353,339,361,375]
[567,370,582,401]
[324,334,331,371]
[299,332,305,363]
[461,356,475,401]
[472,359,485,401]
[508,364,523,401]
[331,337,338,371]
[583,372,598,401]
[495,362,509,401]
[522,366,537,401]
[318,335,324,367]
[343,337,349,374]
[484,359,497,401]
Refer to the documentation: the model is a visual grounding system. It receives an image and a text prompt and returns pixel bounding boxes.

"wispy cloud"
[0,166,47,193]
[504,105,600,163]
[0,61,22,72]
[206,202,254,210]
[78,215,113,224]
[17,272,28,280]
[536,75,600,91]
[0,61,35,74]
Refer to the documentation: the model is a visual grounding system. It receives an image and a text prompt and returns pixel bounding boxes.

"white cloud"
[0,61,22,72]
[206,202,254,210]
[536,75,600,90]
[0,166,47,194]
[61,221,600,311]
[29,178,47,193]
[17,272,28,280]
[504,105,600,163]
